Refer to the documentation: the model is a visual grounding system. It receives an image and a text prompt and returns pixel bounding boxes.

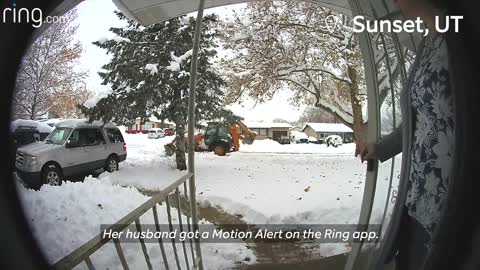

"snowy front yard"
[16,133,392,269]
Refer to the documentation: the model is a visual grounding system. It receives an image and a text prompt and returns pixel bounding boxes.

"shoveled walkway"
[140,189,352,270]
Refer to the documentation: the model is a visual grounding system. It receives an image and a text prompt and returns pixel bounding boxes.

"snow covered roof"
[148,115,175,125]
[302,123,353,133]
[55,119,117,129]
[10,119,54,133]
[290,130,309,139]
[38,118,62,125]
[246,122,292,129]
[148,115,162,123]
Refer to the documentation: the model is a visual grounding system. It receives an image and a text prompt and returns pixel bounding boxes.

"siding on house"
[247,122,292,141]
[303,126,317,139]
[128,117,175,132]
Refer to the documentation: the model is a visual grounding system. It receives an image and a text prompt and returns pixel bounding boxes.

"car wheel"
[105,156,119,173]
[41,164,63,186]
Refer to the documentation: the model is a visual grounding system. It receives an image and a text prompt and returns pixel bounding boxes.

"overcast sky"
[74,0,304,123]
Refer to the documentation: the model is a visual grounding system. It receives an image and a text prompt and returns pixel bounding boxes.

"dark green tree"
[81,12,225,170]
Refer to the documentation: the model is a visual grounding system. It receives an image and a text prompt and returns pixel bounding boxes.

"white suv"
[15,120,127,188]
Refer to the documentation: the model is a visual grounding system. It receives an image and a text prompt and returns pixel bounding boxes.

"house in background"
[302,123,354,143]
[127,116,175,134]
[246,122,292,142]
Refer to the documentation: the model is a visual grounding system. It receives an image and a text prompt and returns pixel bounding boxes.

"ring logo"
[2,2,67,28]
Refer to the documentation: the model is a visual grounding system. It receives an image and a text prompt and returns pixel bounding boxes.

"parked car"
[276,135,291,144]
[325,135,343,147]
[15,120,127,188]
[308,136,320,144]
[163,128,175,136]
[290,131,309,144]
[148,128,165,139]
[10,119,53,152]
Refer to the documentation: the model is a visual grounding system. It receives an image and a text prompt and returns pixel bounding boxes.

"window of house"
[253,128,267,136]
[141,123,153,130]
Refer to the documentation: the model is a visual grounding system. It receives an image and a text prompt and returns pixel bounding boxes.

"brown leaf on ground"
[304,186,311,192]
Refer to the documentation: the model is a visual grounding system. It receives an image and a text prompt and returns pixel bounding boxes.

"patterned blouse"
[407,32,455,236]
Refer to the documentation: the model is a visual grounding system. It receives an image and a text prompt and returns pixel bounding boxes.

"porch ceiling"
[112,0,399,26]
[111,0,417,49]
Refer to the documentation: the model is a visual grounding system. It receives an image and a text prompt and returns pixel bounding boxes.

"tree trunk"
[30,94,37,120]
[173,88,187,171]
[347,65,367,146]
[174,115,187,171]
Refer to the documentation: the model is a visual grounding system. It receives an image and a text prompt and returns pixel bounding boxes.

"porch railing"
[53,172,203,270]
[54,0,206,268]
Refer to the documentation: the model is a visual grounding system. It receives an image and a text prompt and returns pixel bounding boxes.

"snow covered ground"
[16,133,399,268]
[17,178,255,269]
[112,135,369,225]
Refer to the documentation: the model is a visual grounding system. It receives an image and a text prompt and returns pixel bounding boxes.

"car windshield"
[149,130,156,133]
[44,127,72,145]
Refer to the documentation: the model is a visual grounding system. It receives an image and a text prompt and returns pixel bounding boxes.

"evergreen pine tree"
[81,12,225,170]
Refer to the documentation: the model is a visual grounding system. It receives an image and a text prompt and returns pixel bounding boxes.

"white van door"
[81,128,108,171]
[63,129,91,177]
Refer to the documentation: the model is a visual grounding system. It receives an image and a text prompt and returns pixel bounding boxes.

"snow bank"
[17,178,149,263]
[240,139,356,154]
[17,177,255,269]
[10,119,53,133]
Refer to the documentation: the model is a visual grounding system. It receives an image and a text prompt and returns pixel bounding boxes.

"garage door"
[272,131,287,141]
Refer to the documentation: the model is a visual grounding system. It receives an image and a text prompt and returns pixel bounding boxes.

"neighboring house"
[302,123,354,143]
[246,122,293,142]
[127,116,175,134]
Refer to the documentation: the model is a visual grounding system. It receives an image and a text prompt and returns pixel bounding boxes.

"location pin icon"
[325,15,339,33]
